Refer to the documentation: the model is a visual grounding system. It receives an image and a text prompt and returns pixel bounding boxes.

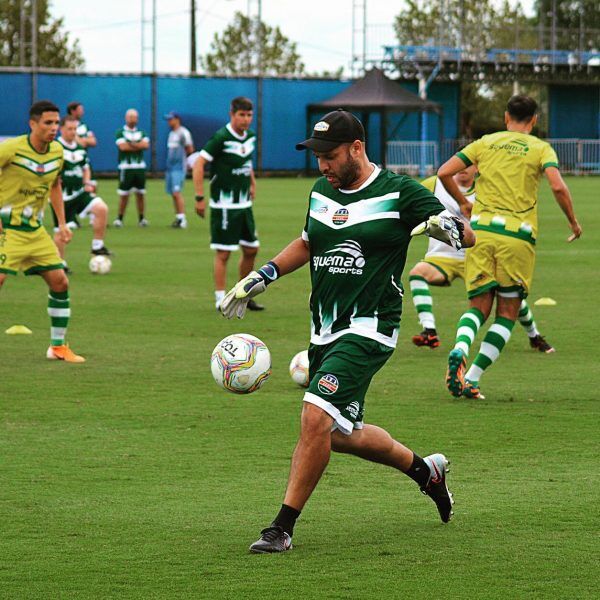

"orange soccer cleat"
[46,344,86,363]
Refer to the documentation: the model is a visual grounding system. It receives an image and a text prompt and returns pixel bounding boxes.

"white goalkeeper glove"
[410,214,465,251]
[220,261,279,319]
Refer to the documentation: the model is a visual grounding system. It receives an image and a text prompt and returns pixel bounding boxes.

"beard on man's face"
[334,150,360,189]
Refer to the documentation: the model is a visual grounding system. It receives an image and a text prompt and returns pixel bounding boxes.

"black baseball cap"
[296,109,365,152]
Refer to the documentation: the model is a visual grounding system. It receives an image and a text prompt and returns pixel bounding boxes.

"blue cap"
[164,111,180,120]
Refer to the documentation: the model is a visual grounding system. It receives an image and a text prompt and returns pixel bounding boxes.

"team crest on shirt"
[36,164,45,173]
[332,208,349,225]
[318,374,339,395]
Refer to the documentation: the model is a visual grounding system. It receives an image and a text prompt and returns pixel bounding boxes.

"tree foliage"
[201,11,304,76]
[0,0,84,68]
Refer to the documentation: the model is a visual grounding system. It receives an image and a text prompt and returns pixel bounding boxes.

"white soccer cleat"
[421,453,454,523]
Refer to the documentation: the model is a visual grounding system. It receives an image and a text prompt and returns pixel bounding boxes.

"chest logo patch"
[332,208,349,225]
[318,374,339,395]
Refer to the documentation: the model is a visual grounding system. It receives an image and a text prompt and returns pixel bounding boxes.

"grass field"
[1,176,598,599]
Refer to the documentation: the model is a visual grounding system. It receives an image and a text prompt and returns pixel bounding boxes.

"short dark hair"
[507,95,537,122]
[231,96,253,113]
[61,114,78,126]
[66,101,81,114]
[30,100,60,120]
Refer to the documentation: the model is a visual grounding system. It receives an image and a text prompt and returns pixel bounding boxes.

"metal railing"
[387,139,600,175]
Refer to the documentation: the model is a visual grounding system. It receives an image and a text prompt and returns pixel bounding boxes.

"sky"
[50,0,535,75]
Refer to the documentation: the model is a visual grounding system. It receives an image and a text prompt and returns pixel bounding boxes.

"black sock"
[138,213,144,221]
[118,214,124,221]
[272,503,301,536]
[404,453,431,487]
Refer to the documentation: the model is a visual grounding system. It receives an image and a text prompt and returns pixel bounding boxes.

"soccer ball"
[89,255,112,275]
[289,350,310,388]
[211,334,271,394]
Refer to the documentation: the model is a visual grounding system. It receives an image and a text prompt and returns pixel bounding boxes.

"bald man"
[114,109,150,227]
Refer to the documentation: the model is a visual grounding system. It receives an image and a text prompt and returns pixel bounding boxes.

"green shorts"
[210,206,259,251]
[118,169,146,194]
[52,192,95,227]
[304,334,394,435]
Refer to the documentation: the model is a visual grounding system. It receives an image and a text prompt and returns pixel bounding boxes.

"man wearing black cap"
[220,109,475,553]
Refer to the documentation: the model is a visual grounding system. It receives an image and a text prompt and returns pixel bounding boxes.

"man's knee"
[93,199,108,216]
[215,250,231,263]
[300,402,334,439]
[242,246,258,258]
[0,274,6,288]
[496,294,521,320]
[49,272,69,293]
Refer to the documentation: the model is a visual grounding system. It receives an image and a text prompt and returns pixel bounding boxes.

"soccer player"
[52,115,111,269]
[0,100,85,363]
[439,95,581,400]
[164,111,194,228]
[192,97,263,311]
[113,109,150,227]
[66,101,97,149]
[409,167,554,353]
[219,109,475,553]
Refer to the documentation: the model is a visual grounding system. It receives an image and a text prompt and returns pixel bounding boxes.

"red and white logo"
[317,374,339,395]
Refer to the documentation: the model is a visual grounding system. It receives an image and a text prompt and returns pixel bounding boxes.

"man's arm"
[117,141,139,152]
[78,132,97,148]
[49,179,72,244]
[192,155,208,218]
[544,167,582,242]
[185,144,194,156]
[250,167,256,200]
[270,237,310,275]
[437,155,473,218]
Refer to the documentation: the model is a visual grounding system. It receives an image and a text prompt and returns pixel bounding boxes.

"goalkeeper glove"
[410,214,464,251]
[220,261,279,319]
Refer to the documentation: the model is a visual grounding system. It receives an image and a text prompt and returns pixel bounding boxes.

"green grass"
[1,176,598,599]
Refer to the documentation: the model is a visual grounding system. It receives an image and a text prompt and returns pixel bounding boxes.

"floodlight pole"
[150,0,158,174]
[191,0,197,73]
[31,0,38,102]
[256,0,263,172]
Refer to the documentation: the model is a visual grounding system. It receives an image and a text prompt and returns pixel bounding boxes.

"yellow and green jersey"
[457,131,559,244]
[0,134,63,231]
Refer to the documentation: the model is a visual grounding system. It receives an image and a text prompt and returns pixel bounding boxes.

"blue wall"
[0,72,462,171]
[549,85,600,139]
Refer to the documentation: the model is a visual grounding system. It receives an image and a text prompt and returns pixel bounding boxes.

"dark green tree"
[0,0,84,68]
[201,11,304,76]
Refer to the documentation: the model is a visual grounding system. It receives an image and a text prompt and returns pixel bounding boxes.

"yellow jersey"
[457,131,559,244]
[0,134,63,231]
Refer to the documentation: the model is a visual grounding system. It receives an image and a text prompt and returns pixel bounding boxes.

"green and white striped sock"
[518,300,539,338]
[48,290,70,346]
[409,275,436,330]
[453,307,485,357]
[466,316,515,383]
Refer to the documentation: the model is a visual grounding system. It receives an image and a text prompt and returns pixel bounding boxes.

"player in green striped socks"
[439,95,580,399]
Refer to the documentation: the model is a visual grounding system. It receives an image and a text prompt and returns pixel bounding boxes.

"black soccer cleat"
[412,328,441,349]
[421,453,454,523]
[91,246,113,256]
[249,526,292,554]
[247,299,265,311]
[529,334,555,354]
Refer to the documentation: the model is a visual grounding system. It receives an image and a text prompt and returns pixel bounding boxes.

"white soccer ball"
[289,350,310,388]
[89,255,112,275]
[211,333,271,394]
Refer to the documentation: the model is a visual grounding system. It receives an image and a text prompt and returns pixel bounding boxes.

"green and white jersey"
[58,136,89,201]
[115,125,149,170]
[76,121,92,139]
[304,166,444,348]
[200,123,255,209]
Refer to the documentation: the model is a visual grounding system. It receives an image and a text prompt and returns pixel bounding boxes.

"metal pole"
[151,0,157,173]
[256,0,263,172]
[19,0,26,67]
[191,0,197,73]
[31,0,38,102]
[362,0,367,74]
[141,0,145,72]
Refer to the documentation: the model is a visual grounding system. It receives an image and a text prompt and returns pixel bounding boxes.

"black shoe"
[247,299,265,311]
[91,246,113,256]
[421,453,454,523]
[249,526,292,554]
[171,218,188,229]
[529,334,555,354]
